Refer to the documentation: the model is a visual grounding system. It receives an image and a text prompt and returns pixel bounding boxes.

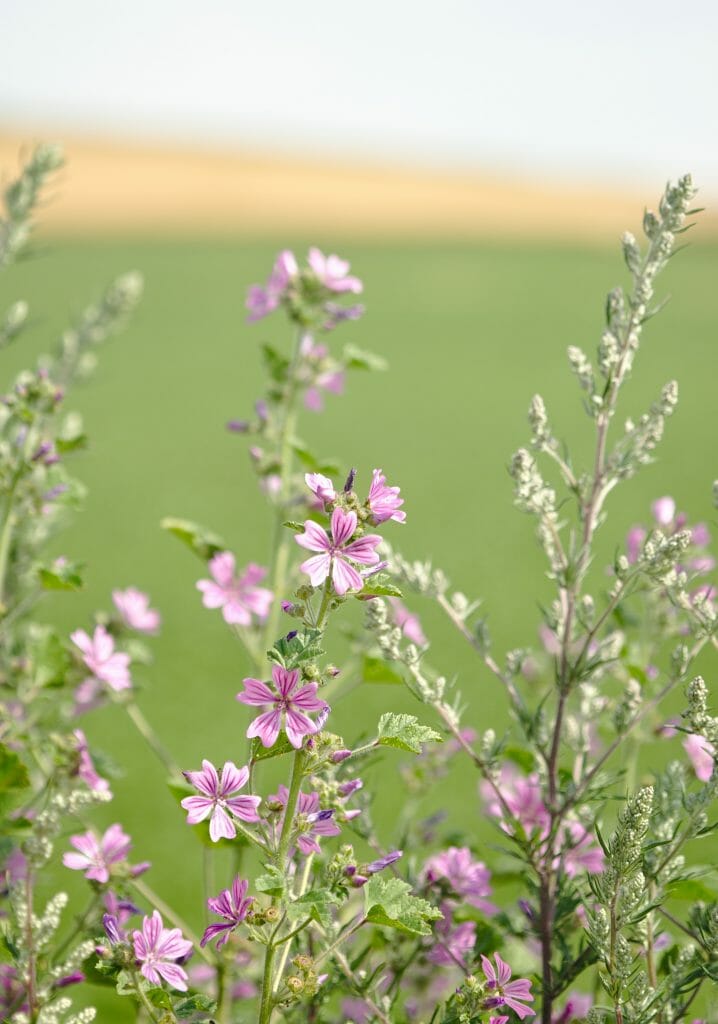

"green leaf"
[261,342,289,383]
[38,560,84,591]
[286,888,341,928]
[268,628,325,669]
[668,877,718,902]
[364,876,442,936]
[356,579,403,599]
[256,864,285,897]
[160,517,227,561]
[147,987,173,1010]
[376,713,442,754]
[343,343,388,372]
[362,655,404,686]
[28,627,71,688]
[290,442,341,476]
[115,969,137,996]
[504,745,536,773]
[282,520,306,533]
[0,744,30,817]
[174,994,218,1021]
[250,733,295,764]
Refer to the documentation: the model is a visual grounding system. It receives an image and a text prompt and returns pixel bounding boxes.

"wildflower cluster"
[2,148,716,1024]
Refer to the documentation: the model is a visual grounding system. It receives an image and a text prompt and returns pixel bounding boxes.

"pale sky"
[2,0,717,190]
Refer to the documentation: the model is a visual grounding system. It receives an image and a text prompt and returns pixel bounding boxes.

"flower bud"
[265,906,280,923]
[286,975,304,994]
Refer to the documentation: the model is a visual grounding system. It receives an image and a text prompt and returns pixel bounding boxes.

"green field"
[3,235,717,1017]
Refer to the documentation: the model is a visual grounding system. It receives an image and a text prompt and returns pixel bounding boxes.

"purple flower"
[71,625,132,704]
[428,910,476,967]
[197,553,273,626]
[133,910,193,991]
[62,824,131,883]
[323,302,365,331]
[423,846,497,915]
[481,765,550,838]
[181,760,261,842]
[684,733,715,782]
[305,472,337,504]
[366,469,406,524]
[561,823,605,877]
[553,993,593,1023]
[73,728,112,796]
[296,507,381,595]
[388,597,427,646]
[271,786,341,855]
[237,664,329,748]
[366,850,403,874]
[246,250,298,322]
[481,952,535,1019]
[112,587,161,634]
[200,876,254,949]
[307,247,363,294]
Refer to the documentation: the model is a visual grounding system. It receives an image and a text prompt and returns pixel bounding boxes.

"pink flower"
[307,247,363,294]
[423,846,497,915]
[270,786,341,855]
[73,729,111,796]
[367,468,405,524]
[296,507,381,595]
[246,250,298,322]
[201,876,254,949]
[62,824,131,883]
[71,625,131,704]
[133,910,193,991]
[428,912,476,967]
[683,734,715,782]
[561,822,605,877]
[652,496,676,527]
[389,597,427,646]
[237,664,329,748]
[481,765,550,838]
[305,472,337,504]
[112,587,161,634]
[181,760,261,842]
[305,370,345,412]
[197,553,273,626]
[553,993,593,1023]
[481,953,535,1019]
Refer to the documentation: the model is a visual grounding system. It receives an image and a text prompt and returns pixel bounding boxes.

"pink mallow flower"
[561,822,605,877]
[553,993,593,1023]
[62,824,131,883]
[428,911,476,967]
[181,761,261,842]
[367,468,406,524]
[201,876,254,950]
[308,247,363,294]
[271,786,341,855]
[197,553,273,626]
[73,729,111,796]
[481,953,535,1020]
[389,597,427,646]
[246,250,298,322]
[133,910,193,991]
[237,664,329,749]
[71,625,131,704]
[112,587,161,634]
[305,472,337,504]
[423,846,497,915]
[481,765,550,838]
[683,733,715,782]
[296,507,381,595]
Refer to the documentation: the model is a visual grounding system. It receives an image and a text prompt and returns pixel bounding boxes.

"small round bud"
[265,906,281,923]
[286,975,304,994]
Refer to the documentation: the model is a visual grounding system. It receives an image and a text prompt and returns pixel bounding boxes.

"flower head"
[296,507,381,595]
[71,625,131,705]
[181,760,261,842]
[308,247,363,294]
[246,250,298,322]
[561,822,605,877]
[112,587,161,634]
[481,952,535,1019]
[133,910,193,991]
[201,876,254,949]
[367,468,405,524]
[197,553,273,626]
[73,728,112,796]
[62,824,131,883]
[428,909,476,967]
[684,733,715,782]
[389,597,426,646]
[237,664,329,748]
[271,786,341,855]
[423,846,496,915]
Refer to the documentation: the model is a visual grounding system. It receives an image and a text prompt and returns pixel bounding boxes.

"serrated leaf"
[160,517,227,561]
[343,343,388,372]
[256,864,285,897]
[283,520,306,533]
[38,561,83,591]
[250,734,295,764]
[0,744,30,817]
[362,656,404,685]
[363,876,442,936]
[268,628,325,669]
[147,987,173,1010]
[376,713,442,754]
[286,888,341,927]
[174,993,218,1021]
[357,581,403,599]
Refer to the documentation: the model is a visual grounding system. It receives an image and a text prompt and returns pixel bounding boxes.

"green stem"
[133,970,162,1023]
[124,699,181,777]
[272,854,314,992]
[277,749,307,865]
[258,939,277,1024]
